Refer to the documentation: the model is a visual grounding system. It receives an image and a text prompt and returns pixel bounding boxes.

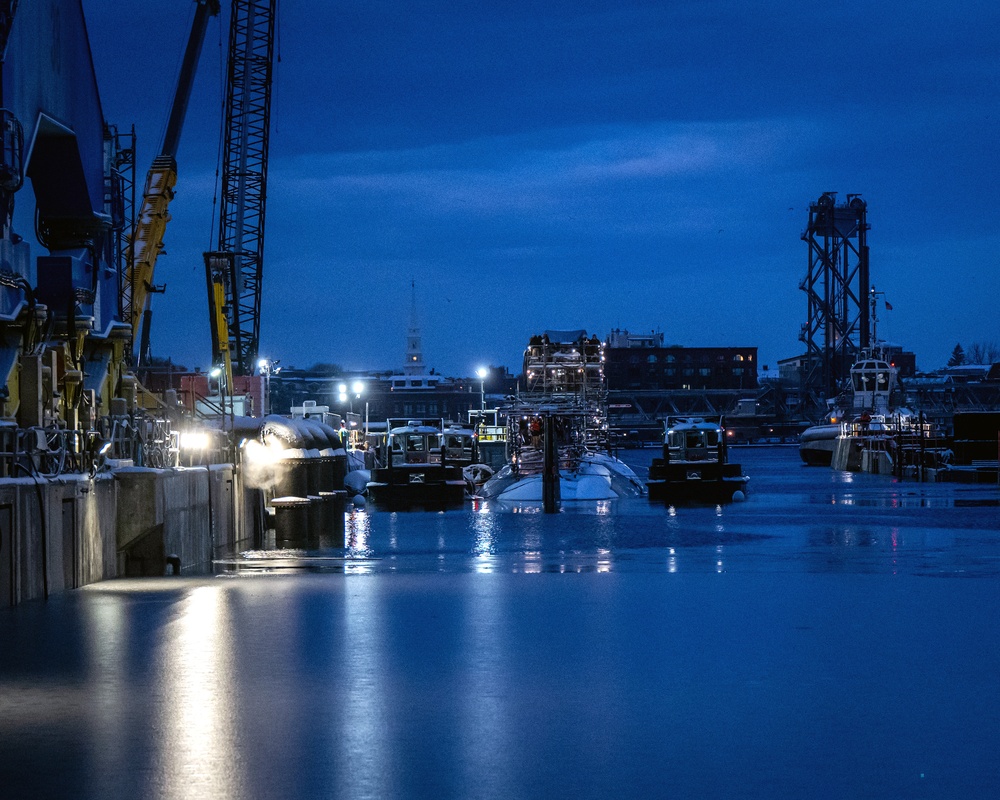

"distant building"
[268,367,519,425]
[603,329,758,392]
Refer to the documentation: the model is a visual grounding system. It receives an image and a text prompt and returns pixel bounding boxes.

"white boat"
[800,290,914,467]
[478,330,645,503]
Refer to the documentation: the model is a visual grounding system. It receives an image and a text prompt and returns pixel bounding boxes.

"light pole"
[476,367,488,411]
[257,358,278,416]
[352,381,365,444]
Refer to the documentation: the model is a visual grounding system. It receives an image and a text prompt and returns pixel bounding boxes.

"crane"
[205,0,276,383]
[125,0,220,365]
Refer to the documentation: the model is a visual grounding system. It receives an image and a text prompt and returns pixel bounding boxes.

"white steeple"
[404,279,425,375]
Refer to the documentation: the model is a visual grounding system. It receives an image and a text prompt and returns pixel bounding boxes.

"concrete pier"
[0,464,257,607]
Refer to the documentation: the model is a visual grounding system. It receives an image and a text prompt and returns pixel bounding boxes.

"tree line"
[948,342,1000,366]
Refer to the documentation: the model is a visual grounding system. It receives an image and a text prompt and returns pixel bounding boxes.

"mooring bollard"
[270,496,312,548]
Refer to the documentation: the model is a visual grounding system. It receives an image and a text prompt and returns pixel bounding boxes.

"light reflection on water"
[155,587,244,800]
[3,447,1000,800]
[215,447,1000,578]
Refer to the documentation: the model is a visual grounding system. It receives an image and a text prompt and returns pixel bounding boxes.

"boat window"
[391,437,403,453]
[685,431,703,448]
[877,372,888,390]
[406,435,425,452]
[706,430,720,446]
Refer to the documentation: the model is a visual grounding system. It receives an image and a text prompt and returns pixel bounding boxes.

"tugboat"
[646,417,749,504]
[478,330,644,503]
[366,419,468,510]
[800,288,927,473]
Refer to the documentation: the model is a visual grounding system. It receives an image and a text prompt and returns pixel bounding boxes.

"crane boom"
[125,0,220,355]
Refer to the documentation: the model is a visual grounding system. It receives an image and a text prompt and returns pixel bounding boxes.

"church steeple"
[404,279,425,375]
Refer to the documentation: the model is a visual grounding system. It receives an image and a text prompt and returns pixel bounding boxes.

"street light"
[338,381,365,413]
[476,367,488,411]
[352,381,368,439]
[257,358,278,416]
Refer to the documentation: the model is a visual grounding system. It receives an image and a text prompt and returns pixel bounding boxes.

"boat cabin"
[850,353,896,413]
[664,417,725,462]
[387,419,478,467]
[388,419,444,466]
[442,423,476,464]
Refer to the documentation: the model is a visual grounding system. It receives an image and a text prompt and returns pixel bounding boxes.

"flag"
[885,300,893,311]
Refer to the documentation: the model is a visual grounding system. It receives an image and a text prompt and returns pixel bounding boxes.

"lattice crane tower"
[207,0,276,377]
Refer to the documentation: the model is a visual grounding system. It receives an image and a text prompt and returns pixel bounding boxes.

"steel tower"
[211,0,276,376]
[798,192,870,414]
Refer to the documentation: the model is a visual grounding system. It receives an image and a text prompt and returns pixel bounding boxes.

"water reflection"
[339,573,393,798]
[155,586,244,800]
[472,504,498,573]
[211,448,1000,578]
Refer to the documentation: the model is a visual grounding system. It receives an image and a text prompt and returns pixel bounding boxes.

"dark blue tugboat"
[366,419,468,510]
[646,417,749,504]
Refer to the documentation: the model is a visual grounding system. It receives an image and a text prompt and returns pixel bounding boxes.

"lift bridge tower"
[798,192,870,417]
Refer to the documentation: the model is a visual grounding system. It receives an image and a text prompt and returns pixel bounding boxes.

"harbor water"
[2,446,999,798]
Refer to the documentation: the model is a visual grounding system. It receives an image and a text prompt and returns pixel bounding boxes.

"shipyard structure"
[0,2,294,608]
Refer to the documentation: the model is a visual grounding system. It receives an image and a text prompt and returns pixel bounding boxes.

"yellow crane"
[125,0,220,365]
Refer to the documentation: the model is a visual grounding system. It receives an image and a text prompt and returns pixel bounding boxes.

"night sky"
[82,1,1000,376]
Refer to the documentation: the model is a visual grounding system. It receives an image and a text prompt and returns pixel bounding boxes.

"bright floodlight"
[338,383,347,393]
[352,381,364,395]
[257,358,268,370]
[209,367,222,378]
[476,367,488,379]
[180,431,211,450]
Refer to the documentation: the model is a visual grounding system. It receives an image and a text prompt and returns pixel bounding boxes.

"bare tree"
[966,341,1000,364]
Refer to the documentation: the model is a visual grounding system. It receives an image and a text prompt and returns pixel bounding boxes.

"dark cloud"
[82,0,1000,375]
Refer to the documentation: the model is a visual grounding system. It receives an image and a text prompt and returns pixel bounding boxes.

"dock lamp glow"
[476,367,488,411]
[257,358,278,415]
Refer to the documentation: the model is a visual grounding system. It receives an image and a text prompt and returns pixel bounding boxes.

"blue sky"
[83,0,1000,375]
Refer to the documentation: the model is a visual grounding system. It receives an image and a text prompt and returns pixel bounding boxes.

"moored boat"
[366,419,468,510]
[646,416,749,504]
[799,417,842,466]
